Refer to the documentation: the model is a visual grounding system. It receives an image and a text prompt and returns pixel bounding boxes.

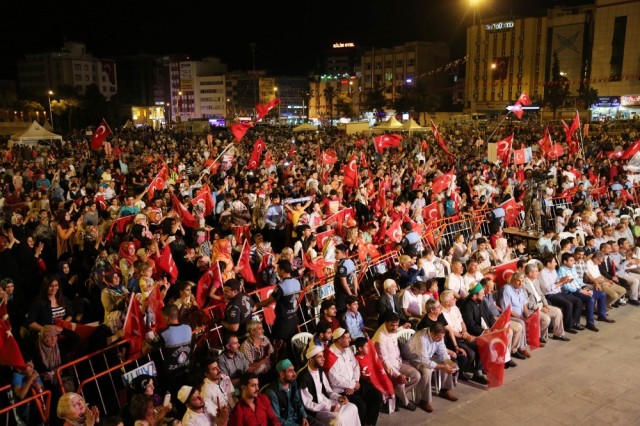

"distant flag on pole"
[90,118,112,151]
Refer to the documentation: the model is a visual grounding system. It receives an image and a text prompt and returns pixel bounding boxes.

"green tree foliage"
[544,51,570,117]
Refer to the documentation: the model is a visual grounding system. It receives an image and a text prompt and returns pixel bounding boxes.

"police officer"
[334,243,357,311]
[221,278,255,339]
[397,221,423,258]
[256,259,301,342]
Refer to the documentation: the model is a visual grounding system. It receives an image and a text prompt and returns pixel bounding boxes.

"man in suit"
[522,264,570,342]
[376,279,411,327]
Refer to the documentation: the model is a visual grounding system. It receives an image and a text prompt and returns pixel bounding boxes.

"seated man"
[523,264,567,343]
[405,322,459,413]
[499,273,533,359]
[589,249,627,308]
[297,344,360,425]
[264,359,310,426]
[558,252,611,332]
[401,281,426,325]
[373,312,421,412]
[326,328,383,426]
[200,357,236,422]
[230,372,280,425]
[375,279,411,327]
[217,333,250,387]
[342,296,366,339]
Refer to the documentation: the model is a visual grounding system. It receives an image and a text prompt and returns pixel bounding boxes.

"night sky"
[2,0,590,79]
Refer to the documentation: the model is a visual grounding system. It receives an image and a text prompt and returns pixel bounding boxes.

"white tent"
[9,121,62,146]
[402,118,430,133]
[372,116,404,132]
[292,123,318,132]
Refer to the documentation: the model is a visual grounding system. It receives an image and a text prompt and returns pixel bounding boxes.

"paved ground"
[377,304,640,426]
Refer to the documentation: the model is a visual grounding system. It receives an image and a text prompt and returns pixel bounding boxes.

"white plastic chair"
[396,328,415,346]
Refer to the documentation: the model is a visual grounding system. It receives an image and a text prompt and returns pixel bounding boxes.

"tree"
[362,85,387,119]
[578,86,599,110]
[393,78,440,124]
[323,85,336,126]
[544,51,570,118]
[335,92,356,119]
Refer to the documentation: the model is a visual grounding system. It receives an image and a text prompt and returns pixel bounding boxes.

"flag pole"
[576,110,585,160]
[192,141,235,188]
[486,110,512,144]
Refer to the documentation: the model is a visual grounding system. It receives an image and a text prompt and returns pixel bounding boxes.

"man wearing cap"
[264,359,310,426]
[461,281,519,369]
[230,372,281,425]
[376,279,411,327]
[179,385,227,426]
[333,243,357,311]
[326,327,383,426]
[297,344,360,425]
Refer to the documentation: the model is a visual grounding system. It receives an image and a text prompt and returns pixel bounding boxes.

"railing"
[0,386,52,425]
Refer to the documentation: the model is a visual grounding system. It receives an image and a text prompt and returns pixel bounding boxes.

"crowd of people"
[1,113,640,425]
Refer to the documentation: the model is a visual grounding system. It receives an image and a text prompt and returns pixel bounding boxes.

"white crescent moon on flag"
[429,207,439,220]
[489,337,507,363]
[502,269,514,282]
[349,160,357,172]
[95,125,106,138]
[393,229,401,242]
[497,140,508,152]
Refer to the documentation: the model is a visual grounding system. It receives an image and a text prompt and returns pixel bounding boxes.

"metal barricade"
[0,384,52,425]
[297,277,334,333]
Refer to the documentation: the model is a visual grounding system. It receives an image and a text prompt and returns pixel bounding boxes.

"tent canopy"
[292,123,318,132]
[10,121,62,146]
[372,116,404,132]
[402,118,430,132]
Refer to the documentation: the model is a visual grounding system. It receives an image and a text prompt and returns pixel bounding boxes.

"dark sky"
[2,0,589,79]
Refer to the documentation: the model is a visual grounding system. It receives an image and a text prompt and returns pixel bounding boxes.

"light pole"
[470,0,480,27]
[47,90,54,129]
[274,86,280,126]
[178,91,183,122]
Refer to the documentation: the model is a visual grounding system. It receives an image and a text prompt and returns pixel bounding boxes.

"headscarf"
[211,238,233,263]
[38,325,61,371]
[119,242,137,267]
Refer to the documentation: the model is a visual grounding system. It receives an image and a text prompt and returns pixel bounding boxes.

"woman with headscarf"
[33,325,66,391]
[119,241,138,284]
[57,210,77,259]
[101,270,129,334]
[120,375,174,426]
[57,259,79,300]
[57,392,100,426]
[131,213,153,247]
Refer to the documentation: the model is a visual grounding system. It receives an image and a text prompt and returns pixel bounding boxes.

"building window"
[407,58,415,66]
[610,15,627,79]
[74,64,81,71]
[385,60,393,67]
[75,74,82,81]
[365,62,371,70]
[385,72,393,82]
[395,59,403,67]
[375,61,382,70]
[84,64,89,71]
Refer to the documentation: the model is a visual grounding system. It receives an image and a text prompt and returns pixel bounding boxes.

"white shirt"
[200,375,235,420]
[402,289,423,317]
[182,406,215,426]
[445,273,466,297]
[327,345,360,393]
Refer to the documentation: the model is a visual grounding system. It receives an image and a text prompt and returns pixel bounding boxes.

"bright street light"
[47,90,54,129]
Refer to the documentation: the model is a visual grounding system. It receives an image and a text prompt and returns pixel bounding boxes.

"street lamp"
[47,90,54,129]
[178,91,183,122]
[470,0,481,27]
[274,87,280,125]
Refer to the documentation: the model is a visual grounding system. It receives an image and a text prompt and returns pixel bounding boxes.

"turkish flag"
[494,260,519,287]
[525,308,541,350]
[197,262,222,308]
[354,139,366,147]
[547,143,565,160]
[412,173,424,190]
[491,305,512,332]
[105,214,136,243]
[146,285,168,333]
[191,185,215,216]
[303,250,329,279]
[496,134,514,165]
[264,151,273,169]
[621,139,640,160]
[247,150,261,170]
[512,91,531,120]
[158,245,178,283]
[517,91,531,106]
[321,149,338,165]
[568,112,580,139]
[344,155,358,188]
[253,137,267,153]
[360,151,368,169]
[432,169,454,194]
[148,164,168,200]
[56,320,97,341]
[385,219,403,243]
[0,321,25,368]
[513,149,526,165]
[123,295,146,359]
[171,192,199,228]
[231,122,254,142]
[255,98,281,122]
[258,286,277,325]
[358,241,380,262]
[90,119,112,151]
[237,239,257,284]
[500,197,522,227]
[365,339,395,395]
[538,127,552,153]
[316,229,335,250]
[608,150,625,160]
[476,328,508,388]
[373,134,402,153]
[431,120,454,159]
[422,202,441,223]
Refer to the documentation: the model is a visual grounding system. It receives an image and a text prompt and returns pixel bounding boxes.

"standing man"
[230,372,281,425]
[264,359,310,426]
[221,278,255,338]
[326,328,383,425]
[160,304,193,397]
[333,244,357,311]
